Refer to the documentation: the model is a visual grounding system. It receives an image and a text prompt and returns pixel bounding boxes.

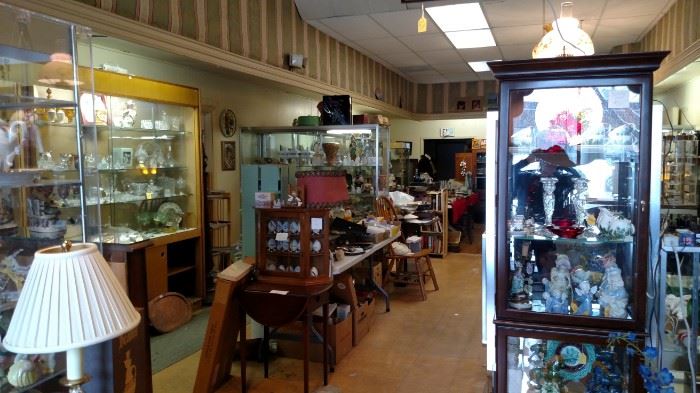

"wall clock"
[219,108,237,137]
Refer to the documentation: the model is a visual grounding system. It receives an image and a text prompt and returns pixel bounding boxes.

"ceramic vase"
[573,178,589,225]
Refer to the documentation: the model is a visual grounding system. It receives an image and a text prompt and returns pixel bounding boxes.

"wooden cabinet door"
[145,245,168,301]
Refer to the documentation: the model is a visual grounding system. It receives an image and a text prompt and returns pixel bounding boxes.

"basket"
[148,292,192,333]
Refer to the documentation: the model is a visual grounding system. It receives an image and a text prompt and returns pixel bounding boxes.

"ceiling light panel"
[468,61,497,72]
[447,30,496,49]
[426,3,489,32]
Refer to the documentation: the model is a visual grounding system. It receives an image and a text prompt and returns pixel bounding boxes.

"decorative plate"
[220,108,237,137]
[155,202,184,227]
[545,340,596,382]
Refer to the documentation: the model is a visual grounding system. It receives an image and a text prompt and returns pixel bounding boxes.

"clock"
[219,109,237,137]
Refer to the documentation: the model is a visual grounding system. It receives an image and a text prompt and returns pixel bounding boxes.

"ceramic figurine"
[542,255,571,314]
[598,266,628,318]
[0,120,27,172]
[6,356,38,388]
[572,280,597,316]
[540,177,558,226]
[510,266,525,295]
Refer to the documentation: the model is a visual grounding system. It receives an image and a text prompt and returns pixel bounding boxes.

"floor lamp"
[3,242,141,392]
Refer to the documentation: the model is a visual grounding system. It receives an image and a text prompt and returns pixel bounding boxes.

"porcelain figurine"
[572,280,597,316]
[598,266,628,318]
[6,356,38,388]
[0,121,26,172]
[542,255,572,314]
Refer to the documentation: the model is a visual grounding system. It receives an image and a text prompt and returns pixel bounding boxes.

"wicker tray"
[148,292,192,333]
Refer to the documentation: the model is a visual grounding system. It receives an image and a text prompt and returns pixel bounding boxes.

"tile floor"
[153,245,489,393]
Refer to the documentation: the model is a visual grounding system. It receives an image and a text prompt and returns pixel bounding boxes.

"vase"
[540,177,558,226]
[322,142,340,166]
[573,178,589,225]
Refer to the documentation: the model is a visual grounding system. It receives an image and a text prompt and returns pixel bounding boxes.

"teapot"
[0,121,27,172]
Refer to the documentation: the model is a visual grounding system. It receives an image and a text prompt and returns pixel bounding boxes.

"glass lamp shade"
[2,243,140,354]
[38,53,82,86]
[532,17,594,59]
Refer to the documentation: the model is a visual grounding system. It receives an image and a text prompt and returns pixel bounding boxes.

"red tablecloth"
[451,193,479,224]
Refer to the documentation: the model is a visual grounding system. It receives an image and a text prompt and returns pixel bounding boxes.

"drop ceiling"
[295,0,676,84]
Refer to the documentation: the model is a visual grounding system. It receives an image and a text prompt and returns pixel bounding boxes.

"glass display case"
[240,124,390,217]
[90,69,201,245]
[657,246,700,391]
[489,52,667,392]
[662,128,699,210]
[256,208,331,286]
[496,324,641,392]
[0,4,99,391]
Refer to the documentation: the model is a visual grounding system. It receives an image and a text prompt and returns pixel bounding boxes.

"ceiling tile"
[353,36,412,56]
[482,0,552,28]
[294,0,336,20]
[419,49,464,65]
[492,24,544,46]
[457,46,502,62]
[433,63,471,74]
[320,15,389,41]
[603,0,673,18]
[370,9,440,37]
[398,34,453,51]
[366,0,407,14]
[443,73,480,82]
[381,52,428,67]
[498,44,535,61]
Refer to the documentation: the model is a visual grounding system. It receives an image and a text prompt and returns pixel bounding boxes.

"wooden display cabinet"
[256,208,331,286]
[489,52,667,392]
[91,70,205,307]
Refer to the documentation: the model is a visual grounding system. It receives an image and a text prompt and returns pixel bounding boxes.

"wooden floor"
[153,237,488,393]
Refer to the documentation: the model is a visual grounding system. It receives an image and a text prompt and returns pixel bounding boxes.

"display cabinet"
[241,124,389,214]
[662,128,699,212]
[657,246,700,391]
[256,208,331,286]
[489,52,667,392]
[89,70,204,305]
[0,4,100,391]
[241,125,389,258]
[496,322,642,392]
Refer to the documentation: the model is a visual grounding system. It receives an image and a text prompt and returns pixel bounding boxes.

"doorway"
[423,138,473,181]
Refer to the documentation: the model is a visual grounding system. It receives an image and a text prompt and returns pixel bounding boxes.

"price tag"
[275,232,288,241]
[270,290,289,295]
[311,218,323,231]
[146,192,153,200]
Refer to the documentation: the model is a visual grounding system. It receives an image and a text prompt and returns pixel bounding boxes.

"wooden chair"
[385,248,439,301]
[374,196,399,221]
[374,196,439,300]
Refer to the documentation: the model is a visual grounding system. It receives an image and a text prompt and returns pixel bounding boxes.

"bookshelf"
[421,190,448,257]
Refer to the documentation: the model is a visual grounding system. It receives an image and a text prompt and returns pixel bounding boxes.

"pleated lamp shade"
[3,243,140,354]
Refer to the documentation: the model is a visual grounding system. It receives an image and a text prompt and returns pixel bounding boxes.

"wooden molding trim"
[654,40,700,84]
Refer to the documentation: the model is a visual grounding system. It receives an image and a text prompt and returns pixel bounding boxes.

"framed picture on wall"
[221,141,236,171]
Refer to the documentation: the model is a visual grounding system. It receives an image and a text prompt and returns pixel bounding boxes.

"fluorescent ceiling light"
[326,129,372,135]
[426,3,488,32]
[446,30,496,49]
[468,61,499,73]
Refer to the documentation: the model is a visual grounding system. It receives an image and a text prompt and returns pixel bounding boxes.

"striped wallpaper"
[72,0,497,116]
[613,0,700,78]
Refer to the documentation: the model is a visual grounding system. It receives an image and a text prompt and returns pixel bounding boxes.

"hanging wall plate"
[219,108,237,137]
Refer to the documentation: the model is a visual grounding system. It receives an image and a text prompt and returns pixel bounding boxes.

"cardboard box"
[352,298,376,346]
[254,192,275,208]
[275,313,353,364]
[372,261,382,285]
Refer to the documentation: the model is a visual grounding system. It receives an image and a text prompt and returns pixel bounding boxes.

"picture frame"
[112,147,133,168]
[221,141,236,171]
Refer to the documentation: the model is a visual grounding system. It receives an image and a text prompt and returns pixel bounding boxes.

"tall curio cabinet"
[489,52,667,392]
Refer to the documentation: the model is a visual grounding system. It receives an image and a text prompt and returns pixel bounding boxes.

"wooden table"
[240,281,333,393]
[332,233,401,312]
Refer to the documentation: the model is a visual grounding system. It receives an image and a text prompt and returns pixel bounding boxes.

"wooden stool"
[389,249,439,300]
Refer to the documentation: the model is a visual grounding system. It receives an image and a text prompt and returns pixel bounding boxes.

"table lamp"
[3,242,141,392]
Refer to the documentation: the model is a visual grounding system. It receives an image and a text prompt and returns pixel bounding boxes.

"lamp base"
[60,374,91,393]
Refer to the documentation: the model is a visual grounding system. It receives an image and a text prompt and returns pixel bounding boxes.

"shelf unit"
[662,129,699,213]
[490,52,667,392]
[0,5,100,391]
[420,190,448,257]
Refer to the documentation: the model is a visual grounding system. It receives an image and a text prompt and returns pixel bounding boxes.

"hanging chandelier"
[532,2,594,59]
